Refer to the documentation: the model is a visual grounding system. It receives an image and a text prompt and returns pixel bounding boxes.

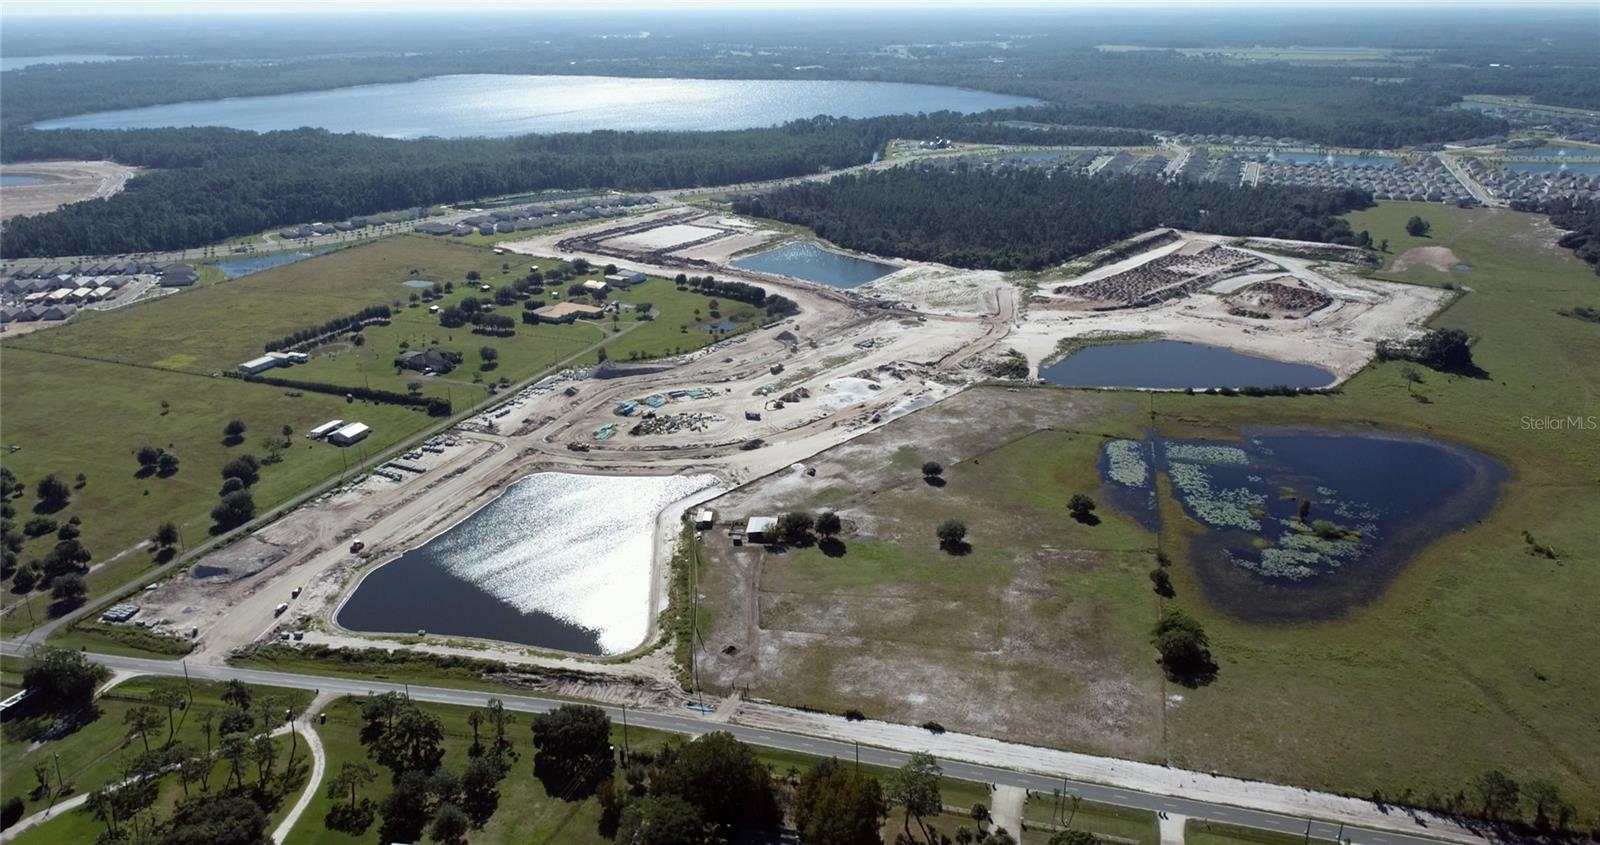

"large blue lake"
[34,75,1041,138]
[1042,340,1335,390]
[732,241,899,288]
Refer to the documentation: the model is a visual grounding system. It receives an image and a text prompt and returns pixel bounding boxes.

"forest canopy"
[734,165,1374,271]
[0,116,1147,258]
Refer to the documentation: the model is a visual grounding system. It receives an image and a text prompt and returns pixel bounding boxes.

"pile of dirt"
[1392,245,1461,272]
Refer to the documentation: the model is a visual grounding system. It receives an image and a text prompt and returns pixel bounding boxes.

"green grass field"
[0,676,313,827]
[1022,795,1160,845]
[1184,819,1336,845]
[0,348,433,623]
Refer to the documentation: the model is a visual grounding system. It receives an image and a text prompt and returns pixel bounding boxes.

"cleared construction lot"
[0,160,139,220]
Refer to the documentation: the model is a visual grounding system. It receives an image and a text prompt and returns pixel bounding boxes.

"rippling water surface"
[338,472,717,654]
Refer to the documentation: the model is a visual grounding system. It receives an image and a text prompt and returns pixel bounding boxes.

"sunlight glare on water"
[418,472,717,653]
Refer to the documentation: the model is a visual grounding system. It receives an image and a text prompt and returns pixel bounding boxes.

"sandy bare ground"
[1392,245,1462,272]
[0,160,139,221]
[159,217,1005,677]
[1014,232,1450,381]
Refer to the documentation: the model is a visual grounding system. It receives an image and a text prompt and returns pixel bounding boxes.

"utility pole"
[182,659,192,697]
[1304,819,1313,844]
[853,740,859,773]
[621,705,630,764]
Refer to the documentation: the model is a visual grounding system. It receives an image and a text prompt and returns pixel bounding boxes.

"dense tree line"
[226,371,451,415]
[0,112,1153,259]
[263,304,391,352]
[1543,198,1600,276]
[736,166,1373,271]
[676,274,799,318]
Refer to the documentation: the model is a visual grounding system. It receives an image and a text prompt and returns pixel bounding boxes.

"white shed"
[308,419,344,440]
[329,422,370,446]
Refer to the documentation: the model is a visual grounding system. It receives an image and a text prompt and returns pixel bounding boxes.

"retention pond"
[1041,340,1335,390]
[214,249,334,279]
[731,241,898,288]
[1101,429,1504,622]
[337,472,717,654]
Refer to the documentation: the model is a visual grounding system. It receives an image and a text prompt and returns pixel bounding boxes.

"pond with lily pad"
[1101,428,1504,622]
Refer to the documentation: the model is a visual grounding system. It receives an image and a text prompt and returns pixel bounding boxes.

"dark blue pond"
[732,241,898,289]
[214,249,333,279]
[1502,160,1600,175]
[1101,429,1505,622]
[1042,340,1335,390]
[0,175,44,186]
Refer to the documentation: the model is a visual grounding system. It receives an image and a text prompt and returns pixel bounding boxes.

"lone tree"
[1149,567,1174,597]
[24,647,107,711]
[816,511,843,539]
[615,796,703,845]
[1405,215,1431,237]
[921,461,944,479]
[157,451,180,477]
[1151,609,1215,683]
[35,474,71,510]
[222,420,248,444]
[936,519,967,552]
[211,490,256,529]
[888,751,942,840]
[793,758,887,845]
[530,704,613,798]
[652,731,779,829]
[1067,493,1098,524]
[781,511,815,545]
[1471,769,1520,822]
[220,455,261,488]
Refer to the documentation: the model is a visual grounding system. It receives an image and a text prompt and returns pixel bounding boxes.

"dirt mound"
[1392,245,1460,272]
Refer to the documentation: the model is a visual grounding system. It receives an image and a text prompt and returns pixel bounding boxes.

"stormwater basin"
[336,472,717,654]
[1101,429,1504,622]
[214,249,333,279]
[731,241,898,289]
[1041,340,1335,390]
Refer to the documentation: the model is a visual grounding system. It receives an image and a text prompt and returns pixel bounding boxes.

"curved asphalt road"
[2,647,1469,845]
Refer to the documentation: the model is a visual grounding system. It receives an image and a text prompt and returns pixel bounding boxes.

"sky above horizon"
[4,0,1595,16]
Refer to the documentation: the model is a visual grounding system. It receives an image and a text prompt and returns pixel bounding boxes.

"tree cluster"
[735,167,1373,271]
[354,693,511,844]
[678,275,798,318]
[1376,328,1476,374]
[1544,198,1600,276]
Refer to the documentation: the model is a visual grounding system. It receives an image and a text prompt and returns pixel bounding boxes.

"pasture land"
[0,348,432,623]
[696,203,1599,822]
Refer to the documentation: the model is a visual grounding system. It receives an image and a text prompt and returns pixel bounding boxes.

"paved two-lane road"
[2,646,1471,845]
